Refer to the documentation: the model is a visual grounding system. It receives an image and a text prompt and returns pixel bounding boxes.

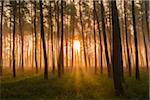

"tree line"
[0,0,149,95]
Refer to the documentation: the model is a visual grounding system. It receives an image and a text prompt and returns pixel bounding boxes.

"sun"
[73,40,80,52]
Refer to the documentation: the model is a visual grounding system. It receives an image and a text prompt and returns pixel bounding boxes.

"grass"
[0,68,149,100]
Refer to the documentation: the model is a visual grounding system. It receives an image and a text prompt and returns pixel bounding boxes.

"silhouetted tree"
[101,0,111,77]
[9,8,12,69]
[111,0,124,95]
[58,0,64,77]
[95,1,103,73]
[71,1,75,68]
[124,0,131,76]
[141,2,148,69]
[55,1,61,76]
[39,0,48,79]
[144,1,149,41]
[79,1,87,68]
[34,0,38,73]
[31,1,34,69]
[11,0,17,78]
[0,0,4,76]
[48,1,55,73]
[93,1,97,73]
[132,1,140,80]
[19,0,24,71]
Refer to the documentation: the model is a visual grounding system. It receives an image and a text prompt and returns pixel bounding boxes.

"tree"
[55,1,61,76]
[79,0,87,68]
[71,1,75,68]
[93,1,97,73]
[144,1,149,41]
[141,2,148,69]
[19,0,24,71]
[31,1,34,69]
[119,1,125,80]
[95,1,103,73]
[111,0,124,95]
[34,0,38,73]
[86,10,92,68]
[0,0,4,76]
[58,0,64,77]
[106,1,112,61]
[119,0,124,81]
[132,1,140,80]
[101,0,111,77]
[65,16,68,69]
[124,0,131,76]
[9,6,12,69]
[11,0,17,78]
[48,1,55,73]
[39,0,48,79]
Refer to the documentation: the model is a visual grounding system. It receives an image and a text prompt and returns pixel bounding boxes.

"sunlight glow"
[73,40,80,52]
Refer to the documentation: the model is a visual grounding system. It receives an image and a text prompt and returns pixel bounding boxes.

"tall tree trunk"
[132,1,140,80]
[93,1,97,73]
[39,31,41,70]
[124,0,131,76]
[144,1,150,41]
[30,2,34,69]
[60,0,64,73]
[79,1,87,68]
[9,10,12,69]
[55,1,61,76]
[49,1,55,74]
[34,0,38,73]
[107,1,112,62]
[142,2,149,69]
[11,1,17,78]
[71,1,75,68]
[119,0,124,81]
[111,0,124,96]
[142,26,148,69]
[101,1,111,77]
[58,0,64,77]
[95,2,103,73]
[0,0,4,76]
[39,0,48,79]
[66,16,68,68]
[19,0,24,71]
[86,12,92,68]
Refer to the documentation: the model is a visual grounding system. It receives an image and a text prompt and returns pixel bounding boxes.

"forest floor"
[0,68,149,100]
